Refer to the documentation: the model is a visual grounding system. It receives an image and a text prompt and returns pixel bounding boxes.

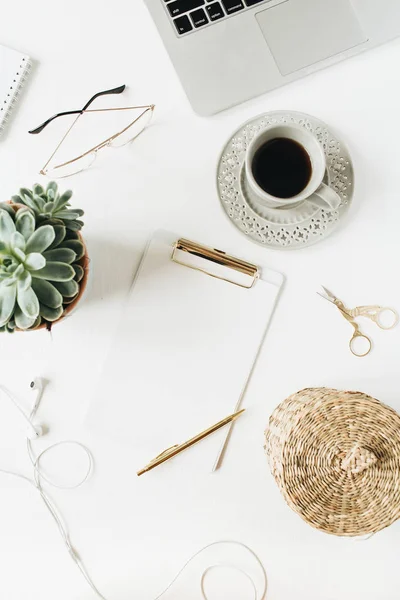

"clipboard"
[85,230,284,470]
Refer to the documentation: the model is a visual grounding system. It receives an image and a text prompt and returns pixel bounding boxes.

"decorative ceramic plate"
[217,111,354,250]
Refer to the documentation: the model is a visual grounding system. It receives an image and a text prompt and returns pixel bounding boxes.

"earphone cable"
[0,384,37,432]
[154,541,267,600]
[0,383,267,600]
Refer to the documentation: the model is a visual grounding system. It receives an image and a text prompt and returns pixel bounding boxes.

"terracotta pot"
[6,202,90,331]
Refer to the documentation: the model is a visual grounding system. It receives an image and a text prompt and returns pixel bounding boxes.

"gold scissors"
[318,286,399,357]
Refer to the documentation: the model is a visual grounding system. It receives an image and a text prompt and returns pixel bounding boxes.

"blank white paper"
[85,231,283,465]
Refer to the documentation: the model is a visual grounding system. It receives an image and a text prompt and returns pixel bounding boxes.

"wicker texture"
[265,388,400,536]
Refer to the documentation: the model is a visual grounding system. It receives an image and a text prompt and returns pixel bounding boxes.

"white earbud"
[30,378,44,412]
[0,382,44,441]
[28,378,45,438]
[27,423,43,440]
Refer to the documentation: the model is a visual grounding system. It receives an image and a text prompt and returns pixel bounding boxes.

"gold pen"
[137,409,245,476]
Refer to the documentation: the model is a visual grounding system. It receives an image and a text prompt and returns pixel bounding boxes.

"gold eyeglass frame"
[29,85,155,178]
[40,105,155,178]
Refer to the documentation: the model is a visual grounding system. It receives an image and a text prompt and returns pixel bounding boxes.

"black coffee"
[252,138,312,199]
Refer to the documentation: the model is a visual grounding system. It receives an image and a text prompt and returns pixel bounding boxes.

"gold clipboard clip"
[171,238,260,289]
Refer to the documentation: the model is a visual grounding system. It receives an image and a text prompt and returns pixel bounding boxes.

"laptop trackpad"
[256,0,367,76]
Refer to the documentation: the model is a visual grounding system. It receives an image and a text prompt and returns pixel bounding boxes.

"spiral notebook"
[0,45,31,136]
[85,230,284,470]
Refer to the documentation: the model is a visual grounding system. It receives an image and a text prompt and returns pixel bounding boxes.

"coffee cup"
[245,124,341,211]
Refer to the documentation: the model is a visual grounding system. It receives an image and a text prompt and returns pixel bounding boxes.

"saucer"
[217,111,354,250]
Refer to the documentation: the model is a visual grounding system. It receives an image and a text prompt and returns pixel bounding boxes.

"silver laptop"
[144,0,400,115]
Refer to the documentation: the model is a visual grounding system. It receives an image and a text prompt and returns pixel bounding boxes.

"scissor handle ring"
[374,308,399,330]
[350,333,372,358]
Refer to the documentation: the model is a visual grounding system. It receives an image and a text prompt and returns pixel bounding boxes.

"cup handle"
[306,183,341,211]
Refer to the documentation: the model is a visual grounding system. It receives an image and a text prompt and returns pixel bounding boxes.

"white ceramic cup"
[245,124,341,211]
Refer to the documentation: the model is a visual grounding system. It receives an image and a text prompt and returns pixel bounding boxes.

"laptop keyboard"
[164,0,269,36]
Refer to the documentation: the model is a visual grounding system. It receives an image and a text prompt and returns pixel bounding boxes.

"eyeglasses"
[29,85,155,178]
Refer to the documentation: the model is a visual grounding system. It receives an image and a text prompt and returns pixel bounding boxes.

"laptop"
[144,0,400,115]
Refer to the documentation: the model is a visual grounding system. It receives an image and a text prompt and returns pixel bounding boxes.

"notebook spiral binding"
[0,57,31,135]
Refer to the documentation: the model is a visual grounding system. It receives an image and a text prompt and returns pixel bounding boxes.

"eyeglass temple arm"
[28,85,126,134]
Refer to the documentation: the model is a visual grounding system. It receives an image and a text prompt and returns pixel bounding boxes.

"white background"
[1,1,400,599]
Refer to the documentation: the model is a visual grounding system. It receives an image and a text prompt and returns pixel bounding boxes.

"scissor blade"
[317,286,337,304]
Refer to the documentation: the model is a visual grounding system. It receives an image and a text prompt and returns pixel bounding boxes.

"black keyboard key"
[221,0,244,14]
[190,7,208,27]
[174,14,193,34]
[167,0,205,18]
[206,2,224,20]
[245,0,265,5]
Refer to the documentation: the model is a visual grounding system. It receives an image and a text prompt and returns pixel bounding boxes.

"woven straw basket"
[265,388,400,537]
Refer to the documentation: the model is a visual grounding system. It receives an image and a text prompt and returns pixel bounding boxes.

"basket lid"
[265,388,400,536]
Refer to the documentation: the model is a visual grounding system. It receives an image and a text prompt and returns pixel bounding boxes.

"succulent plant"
[11,181,84,231]
[0,184,87,332]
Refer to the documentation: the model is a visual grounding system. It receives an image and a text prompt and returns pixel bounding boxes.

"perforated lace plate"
[217,111,354,250]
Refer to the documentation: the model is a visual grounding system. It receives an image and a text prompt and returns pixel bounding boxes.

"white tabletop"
[1,1,400,599]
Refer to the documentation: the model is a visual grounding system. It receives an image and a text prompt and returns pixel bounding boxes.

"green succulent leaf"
[66,220,84,232]
[60,239,85,260]
[20,188,33,199]
[31,278,63,308]
[61,295,77,305]
[54,190,73,211]
[32,315,42,329]
[14,306,37,330]
[14,264,25,278]
[11,231,26,252]
[4,278,16,286]
[24,253,46,271]
[32,195,46,211]
[18,270,32,291]
[17,285,39,319]
[39,303,64,322]
[48,224,66,249]
[0,282,16,327]
[26,225,55,253]
[0,209,16,244]
[16,210,35,242]
[46,181,58,195]
[32,262,75,282]
[13,248,26,262]
[0,319,16,333]
[3,273,16,281]
[42,217,63,228]
[33,184,45,197]
[53,278,79,298]
[55,210,81,221]
[19,190,37,211]
[43,248,76,264]
[73,264,84,282]
[64,229,80,240]
[0,202,16,217]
